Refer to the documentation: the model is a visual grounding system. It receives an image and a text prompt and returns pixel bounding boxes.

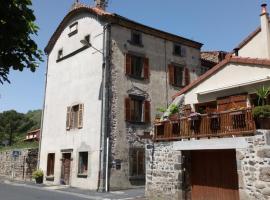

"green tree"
[0,110,34,145]
[0,0,43,84]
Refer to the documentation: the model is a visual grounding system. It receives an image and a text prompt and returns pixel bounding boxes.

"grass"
[0,133,39,152]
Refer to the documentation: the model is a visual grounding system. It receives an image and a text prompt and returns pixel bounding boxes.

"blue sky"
[0,0,265,113]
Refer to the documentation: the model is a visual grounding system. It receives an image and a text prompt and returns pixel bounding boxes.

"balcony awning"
[196,76,270,95]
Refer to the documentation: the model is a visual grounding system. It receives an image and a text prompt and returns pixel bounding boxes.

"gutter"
[37,55,49,168]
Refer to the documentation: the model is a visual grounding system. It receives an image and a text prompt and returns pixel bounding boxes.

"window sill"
[127,40,144,48]
[129,175,145,180]
[173,52,184,57]
[170,83,185,88]
[77,174,88,178]
[127,75,147,81]
[46,176,54,181]
[126,121,149,125]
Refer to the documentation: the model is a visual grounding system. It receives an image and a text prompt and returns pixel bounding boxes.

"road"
[0,182,145,200]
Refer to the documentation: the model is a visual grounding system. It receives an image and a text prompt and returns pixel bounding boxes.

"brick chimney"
[95,0,107,10]
[260,3,270,58]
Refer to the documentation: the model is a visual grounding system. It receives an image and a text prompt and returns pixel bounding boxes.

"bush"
[32,169,44,179]
[252,105,270,118]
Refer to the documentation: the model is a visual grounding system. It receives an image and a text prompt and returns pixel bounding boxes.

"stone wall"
[0,148,38,181]
[145,143,183,200]
[236,130,270,200]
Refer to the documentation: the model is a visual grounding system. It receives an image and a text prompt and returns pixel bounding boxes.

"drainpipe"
[37,55,49,168]
[98,23,111,192]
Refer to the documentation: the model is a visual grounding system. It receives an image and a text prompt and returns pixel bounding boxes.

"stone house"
[147,4,270,200]
[39,0,203,190]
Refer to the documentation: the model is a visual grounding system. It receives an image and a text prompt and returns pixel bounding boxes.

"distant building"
[39,0,204,190]
[25,129,40,142]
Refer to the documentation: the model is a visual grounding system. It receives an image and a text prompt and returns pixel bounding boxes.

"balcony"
[154,108,256,141]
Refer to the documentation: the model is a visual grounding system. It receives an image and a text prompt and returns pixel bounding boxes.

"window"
[66,104,84,130]
[126,54,149,79]
[168,64,190,87]
[130,31,142,46]
[173,43,186,57]
[78,152,88,176]
[125,96,151,123]
[129,148,145,178]
[57,49,63,60]
[69,22,78,37]
[47,153,55,177]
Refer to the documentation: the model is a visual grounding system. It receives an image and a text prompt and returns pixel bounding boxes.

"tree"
[0,0,43,84]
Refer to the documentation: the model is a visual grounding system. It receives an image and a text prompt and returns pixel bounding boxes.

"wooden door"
[61,153,71,185]
[191,150,239,200]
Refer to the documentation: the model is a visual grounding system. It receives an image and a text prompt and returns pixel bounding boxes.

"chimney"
[95,0,107,10]
[260,3,270,58]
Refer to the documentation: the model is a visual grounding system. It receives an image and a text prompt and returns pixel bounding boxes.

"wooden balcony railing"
[154,108,256,141]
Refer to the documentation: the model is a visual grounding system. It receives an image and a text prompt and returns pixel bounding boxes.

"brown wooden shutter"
[66,107,71,130]
[144,100,151,123]
[126,54,132,75]
[78,104,84,129]
[168,64,174,85]
[125,97,131,121]
[184,67,190,86]
[143,57,150,79]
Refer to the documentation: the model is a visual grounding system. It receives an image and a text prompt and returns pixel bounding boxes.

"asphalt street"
[0,182,145,200]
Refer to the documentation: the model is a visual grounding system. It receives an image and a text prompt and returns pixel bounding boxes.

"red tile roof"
[45,4,203,54]
[172,56,270,99]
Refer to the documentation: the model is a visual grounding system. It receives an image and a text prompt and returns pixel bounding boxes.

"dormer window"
[57,49,63,60]
[130,31,143,46]
[68,22,78,37]
[173,43,186,57]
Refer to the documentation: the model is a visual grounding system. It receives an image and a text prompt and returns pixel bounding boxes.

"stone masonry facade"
[145,143,183,200]
[236,130,270,199]
[0,148,38,181]
[146,130,270,200]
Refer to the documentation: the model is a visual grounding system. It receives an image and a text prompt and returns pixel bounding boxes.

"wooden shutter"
[78,104,84,129]
[66,107,71,130]
[184,67,190,86]
[144,100,151,123]
[168,64,174,85]
[143,57,150,79]
[125,97,131,121]
[126,54,132,75]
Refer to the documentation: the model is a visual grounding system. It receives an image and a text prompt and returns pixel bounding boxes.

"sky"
[0,0,265,113]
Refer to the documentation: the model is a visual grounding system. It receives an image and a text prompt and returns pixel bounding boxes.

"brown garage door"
[191,150,239,200]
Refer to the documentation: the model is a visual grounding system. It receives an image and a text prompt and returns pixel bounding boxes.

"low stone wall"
[237,130,270,200]
[146,130,270,200]
[145,143,183,200]
[0,148,38,181]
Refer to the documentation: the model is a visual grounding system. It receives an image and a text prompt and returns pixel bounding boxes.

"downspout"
[164,40,168,107]
[38,55,49,168]
[98,23,111,192]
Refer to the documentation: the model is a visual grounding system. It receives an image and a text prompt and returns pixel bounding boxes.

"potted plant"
[252,86,270,129]
[168,104,179,120]
[32,169,44,184]
[252,105,270,129]
[155,107,166,122]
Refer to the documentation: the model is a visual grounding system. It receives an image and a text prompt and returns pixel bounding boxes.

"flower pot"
[35,176,43,184]
[169,113,179,121]
[257,118,270,129]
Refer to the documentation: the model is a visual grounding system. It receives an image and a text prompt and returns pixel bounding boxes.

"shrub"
[252,105,270,118]
[32,169,44,179]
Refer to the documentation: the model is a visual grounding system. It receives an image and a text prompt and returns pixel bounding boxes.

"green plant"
[32,169,44,179]
[169,104,179,116]
[252,105,270,118]
[156,107,166,113]
[256,86,270,106]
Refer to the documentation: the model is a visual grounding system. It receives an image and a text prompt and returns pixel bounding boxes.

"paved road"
[0,182,145,200]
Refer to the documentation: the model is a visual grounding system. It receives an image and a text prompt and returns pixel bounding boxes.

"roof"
[45,3,203,54]
[201,51,228,63]
[172,56,270,99]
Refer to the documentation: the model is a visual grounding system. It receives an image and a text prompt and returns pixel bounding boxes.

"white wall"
[184,62,270,108]
[39,12,104,190]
